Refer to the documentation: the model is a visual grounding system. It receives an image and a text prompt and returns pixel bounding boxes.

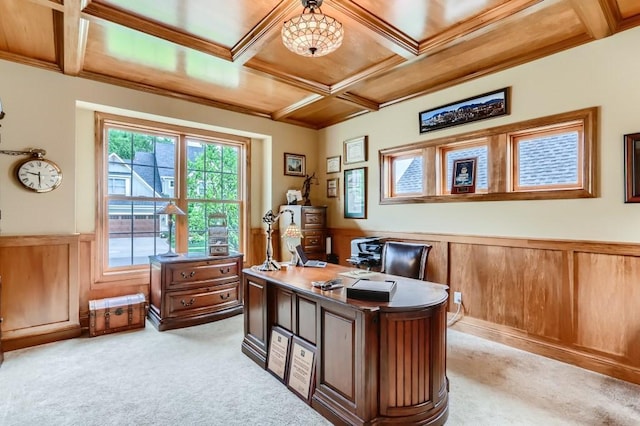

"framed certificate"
[286,336,317,403]
[326,155,341,174]
[267,326,293,382]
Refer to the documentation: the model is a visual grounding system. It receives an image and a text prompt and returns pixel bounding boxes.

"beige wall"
[0,60,317,235]
[318,26,640,243]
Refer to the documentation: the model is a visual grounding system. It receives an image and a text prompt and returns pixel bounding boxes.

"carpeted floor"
[0,315,638,425]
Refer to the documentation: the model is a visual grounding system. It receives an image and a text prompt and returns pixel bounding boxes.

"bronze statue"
[302,172,316,206]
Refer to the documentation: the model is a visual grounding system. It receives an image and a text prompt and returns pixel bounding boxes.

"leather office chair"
[381,241,431,280]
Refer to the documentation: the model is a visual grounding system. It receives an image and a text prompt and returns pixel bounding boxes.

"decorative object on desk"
[287,336,317,404]
[419,87,509,134]
[260,208,300,271]
[346,279,397,302]
[281,0,344,58]
[301,172,317,206]
[343,135,368,164]
[344,167,367,219]
[207,213,229,256]
[327,177,338,198]
[284,152,306,176]
[451,157,477,194]
[624,132,640,202]
[156,201,186,257]
[267,326,293,382]
[326,155,341,173]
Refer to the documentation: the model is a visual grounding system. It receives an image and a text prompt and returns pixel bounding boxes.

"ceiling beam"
[25,0,64,12]
[568,0,615,39]
[56,0,89,75]
[271,94,325,121]
[336,92,379,111]
[81,1,233,61]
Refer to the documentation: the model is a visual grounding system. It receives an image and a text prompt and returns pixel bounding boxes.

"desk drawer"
[168,260,239,289]
[166,284,239,318]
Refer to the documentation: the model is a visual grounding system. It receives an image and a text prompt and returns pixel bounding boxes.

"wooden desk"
[242,264,449,426]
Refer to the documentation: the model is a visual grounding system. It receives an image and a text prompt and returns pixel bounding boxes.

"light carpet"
[0,315,638,425]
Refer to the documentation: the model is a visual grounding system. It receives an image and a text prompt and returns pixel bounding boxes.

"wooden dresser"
[148,253,243,331]
[279,205,327,261]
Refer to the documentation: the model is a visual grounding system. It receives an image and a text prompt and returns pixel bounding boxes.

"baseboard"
[2,325,82,352]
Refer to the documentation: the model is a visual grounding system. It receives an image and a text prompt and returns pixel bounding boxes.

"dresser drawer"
[302,207,326,229]
[166,284,239,318]
[168,259,239,289]
[303,230,326,251]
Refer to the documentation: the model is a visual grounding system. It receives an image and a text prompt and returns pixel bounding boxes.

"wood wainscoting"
[0,234,81,350]
[329,228,640,385]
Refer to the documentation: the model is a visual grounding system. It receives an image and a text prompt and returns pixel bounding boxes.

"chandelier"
[281,0,344,57]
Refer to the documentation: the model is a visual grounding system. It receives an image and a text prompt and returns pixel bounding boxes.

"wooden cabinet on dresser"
[148,253,244,331]
[279,205,327,261]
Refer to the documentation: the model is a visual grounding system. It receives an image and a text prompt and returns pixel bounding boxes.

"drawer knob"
[180,298,195,307]
[181,271,196,279]
[219,267,230,274]
[220,293,230,300]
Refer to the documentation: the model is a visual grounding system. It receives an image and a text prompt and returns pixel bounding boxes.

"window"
[380,107,597,204]
[96,113,249,284]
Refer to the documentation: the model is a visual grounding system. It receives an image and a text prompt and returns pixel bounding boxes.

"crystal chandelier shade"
[281,0,344,57]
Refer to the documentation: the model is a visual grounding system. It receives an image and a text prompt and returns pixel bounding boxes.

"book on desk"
[346,279,397,302]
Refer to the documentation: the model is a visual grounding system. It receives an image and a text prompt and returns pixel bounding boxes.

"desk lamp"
[260,208,300,271]
[157,202,186,257]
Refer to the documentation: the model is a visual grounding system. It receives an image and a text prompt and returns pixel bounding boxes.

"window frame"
[379,107,597,204]
[94,112,250,286]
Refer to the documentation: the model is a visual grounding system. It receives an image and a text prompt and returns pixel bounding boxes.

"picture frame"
[451,157,477,194]
[343,136,368,164]
[624,132,640,202]
[327,178,338,198]
[419,87,510,134]
[284,153,306,176]
[344,167,367,219]
[267,326,293,382]
[326,155,341,174]
[286,336,317,404]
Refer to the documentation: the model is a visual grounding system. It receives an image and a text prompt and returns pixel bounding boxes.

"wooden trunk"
[89,293,147,337]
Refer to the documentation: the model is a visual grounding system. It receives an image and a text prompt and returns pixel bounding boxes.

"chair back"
[381,241,431,280]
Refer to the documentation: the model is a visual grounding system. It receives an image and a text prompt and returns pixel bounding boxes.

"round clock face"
[16,157,63,193]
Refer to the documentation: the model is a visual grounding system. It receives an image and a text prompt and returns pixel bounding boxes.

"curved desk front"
[242,264,449,426]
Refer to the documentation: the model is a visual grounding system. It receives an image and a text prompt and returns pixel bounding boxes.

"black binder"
[346,279,397,302]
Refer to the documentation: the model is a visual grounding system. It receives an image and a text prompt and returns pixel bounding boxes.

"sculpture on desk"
[302,172,317,206]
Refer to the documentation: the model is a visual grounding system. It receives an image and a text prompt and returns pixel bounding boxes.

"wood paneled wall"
[329,228,640,385]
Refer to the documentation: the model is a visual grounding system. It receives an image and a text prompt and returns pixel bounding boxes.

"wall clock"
[15,155,63,193]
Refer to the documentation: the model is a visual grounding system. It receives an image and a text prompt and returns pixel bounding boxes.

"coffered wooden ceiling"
[2,0,639,129]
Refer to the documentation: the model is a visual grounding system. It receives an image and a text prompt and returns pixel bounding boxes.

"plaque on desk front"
[286,336,317,403]
[267,326,292,382]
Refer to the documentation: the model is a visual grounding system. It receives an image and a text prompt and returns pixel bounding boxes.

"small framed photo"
[624,132,640,202]
[284,153,305,176]
[287,336,317,404]
[267,326,293,382]
[327,178,338,198]
[344,167,367,219]
[451,157,477,194]
[344,136,368,164]
[326,155,341,174]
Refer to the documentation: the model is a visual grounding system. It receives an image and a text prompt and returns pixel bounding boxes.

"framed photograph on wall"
[284,153,305,176]
[344,136,368,164]
[327,178,338,198]
[451,157,477,194]
[326,155,341,173]
[344,167,367,219]
[419,87,510,134]
[624,132,640,202]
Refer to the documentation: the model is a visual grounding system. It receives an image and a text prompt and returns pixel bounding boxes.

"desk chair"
[380,241,431,280]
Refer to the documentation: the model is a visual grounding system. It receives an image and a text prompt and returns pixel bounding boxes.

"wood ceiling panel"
[350,0,511,41]
[247,4,400,87]
[0,0,56,61]
[616,0,640,18]
[83,22,313,113]
[349,1,585,104]
[286,97,365,128]
[98,0,282,47]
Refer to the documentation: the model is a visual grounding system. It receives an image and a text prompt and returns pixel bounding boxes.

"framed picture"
[326,155,341,173]
[451,157,477,194]
[287,336,317,404]
[344,136,368,164]
[267,326,293,382]
[327,178,338,198]
[419,87,510,134]
[284,153,305,176]
[344,167,367,219]
[624,132,640,202]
